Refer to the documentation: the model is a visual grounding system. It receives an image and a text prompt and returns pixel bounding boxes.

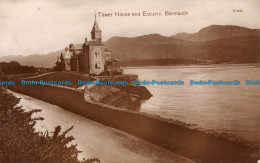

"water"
[123,64,260,143]
[12,91,193,163]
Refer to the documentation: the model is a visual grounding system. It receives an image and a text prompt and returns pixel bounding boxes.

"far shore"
[122,63,260,69]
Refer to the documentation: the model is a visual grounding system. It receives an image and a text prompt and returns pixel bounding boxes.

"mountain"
[105,25,259,65]
[0,25,259,67]
[171,32,191,40]
[0,50,63,68]
[171,25,259,42]
[105,34,259,65]
[105,34,193,61]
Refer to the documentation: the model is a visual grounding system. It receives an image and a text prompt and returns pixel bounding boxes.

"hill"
[171,32,191,40]
[171,25,259,42]
[105,34,259,65]
[0,25,259,67]
[0,50,63,68]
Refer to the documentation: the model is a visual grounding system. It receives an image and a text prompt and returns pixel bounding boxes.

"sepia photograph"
[0,0,259,162]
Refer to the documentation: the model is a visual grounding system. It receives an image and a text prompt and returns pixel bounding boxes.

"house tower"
[91,14,102,43]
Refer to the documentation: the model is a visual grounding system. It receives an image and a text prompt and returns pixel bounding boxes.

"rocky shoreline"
[86,75,153,110]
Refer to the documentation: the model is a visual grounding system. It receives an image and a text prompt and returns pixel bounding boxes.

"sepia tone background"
[1,0,260,162]
[0,0,259,57]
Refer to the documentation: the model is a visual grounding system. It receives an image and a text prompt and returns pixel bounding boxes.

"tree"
[0,87,99,163]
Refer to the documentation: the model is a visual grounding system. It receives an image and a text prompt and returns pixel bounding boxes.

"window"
[95,51,99,58]
[95,63,101,69]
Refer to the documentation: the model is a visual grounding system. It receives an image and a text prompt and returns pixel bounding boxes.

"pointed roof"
[60,47,73,60]
[60,53,64,60]
[91,14,102,33]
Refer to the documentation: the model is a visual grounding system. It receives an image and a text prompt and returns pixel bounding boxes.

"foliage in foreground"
[0,87,100,163]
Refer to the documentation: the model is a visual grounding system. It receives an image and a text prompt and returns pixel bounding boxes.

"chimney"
[69,43,74,52]
[85,38,87,43]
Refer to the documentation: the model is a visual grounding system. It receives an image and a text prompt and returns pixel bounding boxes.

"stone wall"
[95,74,138,84]
[8,83,258,162]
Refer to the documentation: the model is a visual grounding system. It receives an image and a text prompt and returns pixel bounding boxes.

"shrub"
[0,87,99,163]
[0,61,36,75]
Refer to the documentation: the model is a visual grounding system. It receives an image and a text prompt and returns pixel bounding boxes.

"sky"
[0,0,259,57]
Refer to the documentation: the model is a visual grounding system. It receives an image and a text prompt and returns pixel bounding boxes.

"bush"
[0,61,36,75]
[0,87,99,163]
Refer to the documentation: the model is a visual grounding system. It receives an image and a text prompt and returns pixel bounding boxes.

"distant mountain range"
[0,50,64,68]
[0,25,259,67]
[170,25,259,42]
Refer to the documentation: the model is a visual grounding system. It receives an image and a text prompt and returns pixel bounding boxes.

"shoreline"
[122,63,260,69]
[7,82,259,162]
[11,90,194,163]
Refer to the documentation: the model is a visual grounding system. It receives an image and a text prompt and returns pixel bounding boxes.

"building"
[55,15,121,75]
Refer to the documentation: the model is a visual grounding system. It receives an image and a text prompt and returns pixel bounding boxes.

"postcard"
[0,0,259,162]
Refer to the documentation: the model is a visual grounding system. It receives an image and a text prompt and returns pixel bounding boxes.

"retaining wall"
[95,74,138,84]
[8,83,258,163]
